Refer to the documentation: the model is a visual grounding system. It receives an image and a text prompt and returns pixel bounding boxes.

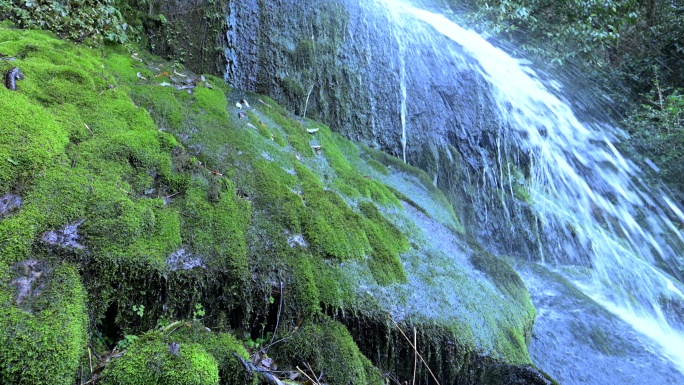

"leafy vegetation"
[0,0,131,43]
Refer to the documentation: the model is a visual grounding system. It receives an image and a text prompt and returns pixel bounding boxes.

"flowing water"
[373,0,684,376]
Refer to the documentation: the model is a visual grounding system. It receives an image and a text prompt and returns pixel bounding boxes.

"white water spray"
[374,0,684,371]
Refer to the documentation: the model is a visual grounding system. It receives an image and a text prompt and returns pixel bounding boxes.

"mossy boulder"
[171,323,256,385]
[0,262,87,385]
[100,331,219,385]
[272,315,384,385]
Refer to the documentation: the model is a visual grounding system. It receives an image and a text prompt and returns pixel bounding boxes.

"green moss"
[469,252,536,362]
[319,130,400,207]
[0,262,87,385]
[177,180,250,274]
[172,324,256,385]
[100,332,219,385]
[296,163,370,261]
[358,202,409,285]
[256,97,313,156]
[361,144,464,232]
[193,86,229,120]
[0,90,69,191]
[272,315,383,385]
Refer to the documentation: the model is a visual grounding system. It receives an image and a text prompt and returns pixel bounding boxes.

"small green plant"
[192,303,205,322]
[133,304,145,319]
[116,334,139,350]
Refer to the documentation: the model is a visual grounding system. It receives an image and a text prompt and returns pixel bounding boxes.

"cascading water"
[373,0,684,376]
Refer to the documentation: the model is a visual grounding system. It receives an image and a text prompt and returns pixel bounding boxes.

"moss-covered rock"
[171,323,256,385]
[272,315,384,385]
[0,21,550,385]
[0,262,87,385]
[100,331,219,385]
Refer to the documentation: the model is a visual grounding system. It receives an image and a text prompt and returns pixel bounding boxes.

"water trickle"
[374,0,684,374]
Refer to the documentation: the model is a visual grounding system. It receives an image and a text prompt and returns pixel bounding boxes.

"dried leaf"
[306,128,319,134]
[155,71,170,77]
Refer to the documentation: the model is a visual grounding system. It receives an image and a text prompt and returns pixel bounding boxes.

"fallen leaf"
[306,128,319,134]
[236,102,243,109]
[155,71,170,77]
[260,357,274,369]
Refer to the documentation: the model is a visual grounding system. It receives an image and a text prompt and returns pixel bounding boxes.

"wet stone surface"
[41,219,85,250]
[0,194,22,218]
[11,259,46,306]
[166,248,204,271]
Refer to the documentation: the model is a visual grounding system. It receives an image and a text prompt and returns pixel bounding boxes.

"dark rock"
[11,259,46,306]
[41,219,86,250]
[168,342,181,356]
[0,193,22,218]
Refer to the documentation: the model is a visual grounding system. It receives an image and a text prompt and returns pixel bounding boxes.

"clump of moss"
[359,202,409,284]
[256,96,314,156]
[0,82,69,192]
[469,251,536,361]
[296,163,371,260]
[272,315,384,385]
[0,262,87,385]
[178,179,250,273]
[171,323,256,385]
[100,331,219,385]
[318,130,400,207]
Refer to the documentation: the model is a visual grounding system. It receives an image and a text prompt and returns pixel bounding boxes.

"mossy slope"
[0,23,546,385]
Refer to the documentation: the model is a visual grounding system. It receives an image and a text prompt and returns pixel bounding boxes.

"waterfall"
[373,0,684,373]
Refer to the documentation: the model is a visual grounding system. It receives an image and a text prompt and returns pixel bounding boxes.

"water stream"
[373,0,684,376]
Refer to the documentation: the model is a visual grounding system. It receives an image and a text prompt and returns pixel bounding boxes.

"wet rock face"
[0,194,22,218]
[141,0,545,260]
[225,0,542,259]
[167,248,205,271]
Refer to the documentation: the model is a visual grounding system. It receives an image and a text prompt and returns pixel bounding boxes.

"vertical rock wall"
[141,0,547,260]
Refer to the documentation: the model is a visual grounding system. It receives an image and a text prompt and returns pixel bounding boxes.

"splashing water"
[373,0,684,372]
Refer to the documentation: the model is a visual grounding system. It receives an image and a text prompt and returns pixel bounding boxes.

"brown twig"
[265,280,284,353]
[84,123,94,136]
[297,364,321,385]
[88,346,94,379]
[413,326,417,385]
[389,316,440,385]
